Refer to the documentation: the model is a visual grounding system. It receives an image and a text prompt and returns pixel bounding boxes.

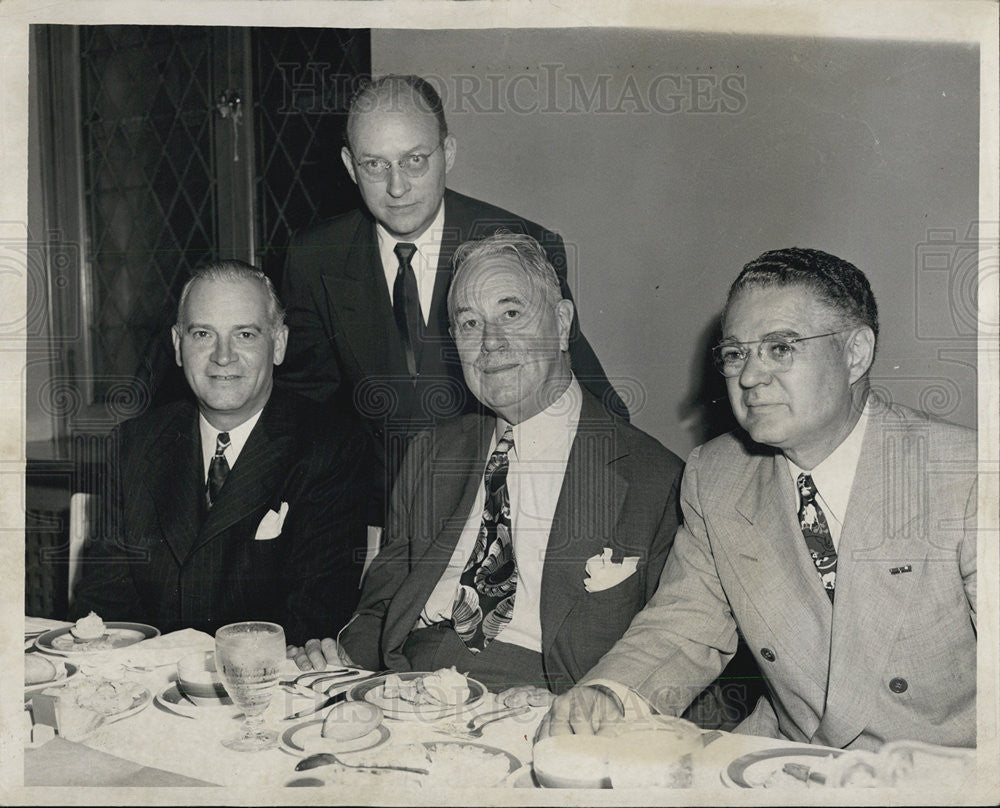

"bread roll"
[25,653,56,685]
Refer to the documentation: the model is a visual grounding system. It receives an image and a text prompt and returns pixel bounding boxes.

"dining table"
[20,616,982,802]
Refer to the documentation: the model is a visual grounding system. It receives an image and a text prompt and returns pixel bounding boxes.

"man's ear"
[555,299,575,353]
[272,325,289,366]
[845,325,876,384]
[341,146,358,185]
[443,134,457,173]
[171,324,183,367]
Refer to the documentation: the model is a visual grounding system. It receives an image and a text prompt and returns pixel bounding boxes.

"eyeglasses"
[350,142,444,181]
[711,331,844,377]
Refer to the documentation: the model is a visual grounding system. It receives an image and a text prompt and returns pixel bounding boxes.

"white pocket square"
[583,547,639,593]
[254,502,289,541]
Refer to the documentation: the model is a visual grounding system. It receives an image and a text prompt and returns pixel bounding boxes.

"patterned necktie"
[453,427,517,652]
[392,242,421,380]
[206,431,231,509]
[796,473,837,601]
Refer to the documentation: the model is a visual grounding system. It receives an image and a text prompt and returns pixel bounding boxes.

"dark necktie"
[206,431,231,509]
[392,242,421,380]
[453,427,517,652]
[796,473,837,601]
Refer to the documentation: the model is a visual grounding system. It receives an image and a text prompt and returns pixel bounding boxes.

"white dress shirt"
[198,409,263,483]
[417,377,584,652]
[376,202,446,326]
[785,402,870,551]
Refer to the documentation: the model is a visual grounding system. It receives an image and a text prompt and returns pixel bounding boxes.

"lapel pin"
[889,565,913,575]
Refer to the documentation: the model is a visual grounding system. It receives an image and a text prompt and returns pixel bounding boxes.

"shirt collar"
[785,400,870,524]
[498,376,583,463]
[375,200,446,272]
[199,407,264,472]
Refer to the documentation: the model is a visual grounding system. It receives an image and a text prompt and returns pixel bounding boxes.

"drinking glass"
[214,621,285,751]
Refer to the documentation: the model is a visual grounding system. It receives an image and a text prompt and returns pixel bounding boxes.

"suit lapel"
[540,394,629,655]
[383,415,492,654]
[727,451,834,692]
[143,405,203,565]
[192,399,294,555]
[320,216,398,379]
[814,409,926,747]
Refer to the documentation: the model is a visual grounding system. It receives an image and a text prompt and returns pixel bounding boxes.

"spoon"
[295,751,429,775]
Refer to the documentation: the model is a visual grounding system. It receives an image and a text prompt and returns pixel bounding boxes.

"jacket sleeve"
[276,420,370,646]
[338,431,429,670]
[583,444,738,714]
[276,228,343,404]
[68,424,148,623]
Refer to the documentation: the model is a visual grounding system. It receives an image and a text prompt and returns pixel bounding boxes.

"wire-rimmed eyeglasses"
[711,331,844,377]
[350,142,444,182]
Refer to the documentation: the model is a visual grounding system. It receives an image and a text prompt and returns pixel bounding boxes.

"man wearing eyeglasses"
[536,247,977,751]
[279,75,624,527]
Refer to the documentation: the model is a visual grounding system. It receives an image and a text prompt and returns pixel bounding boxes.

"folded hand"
[286,637,355,671]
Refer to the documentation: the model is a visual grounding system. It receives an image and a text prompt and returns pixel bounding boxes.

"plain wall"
[373,29,979,458]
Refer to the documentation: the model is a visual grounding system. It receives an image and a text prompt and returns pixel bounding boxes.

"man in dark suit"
[278,74,624,526]
[288,233,682,695]
[70,261,368,646]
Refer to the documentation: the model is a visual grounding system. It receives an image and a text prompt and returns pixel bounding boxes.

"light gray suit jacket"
[585,401,977,750]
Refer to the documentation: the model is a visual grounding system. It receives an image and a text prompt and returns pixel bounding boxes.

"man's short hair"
[345,74,448,149]
[176,260,285,331]
[448,231,563,324]
[725,247,880,346]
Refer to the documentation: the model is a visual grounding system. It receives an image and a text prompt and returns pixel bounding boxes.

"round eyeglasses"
[350,142,444,182]
[712,331,844,377]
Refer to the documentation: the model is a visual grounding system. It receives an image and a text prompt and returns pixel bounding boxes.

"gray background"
[374,29,979,457]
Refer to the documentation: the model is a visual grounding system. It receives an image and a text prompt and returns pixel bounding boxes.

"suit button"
[760,648,776,662]
[888,677,908,693]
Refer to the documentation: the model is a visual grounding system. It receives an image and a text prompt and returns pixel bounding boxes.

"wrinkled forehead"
[451,255,544,311]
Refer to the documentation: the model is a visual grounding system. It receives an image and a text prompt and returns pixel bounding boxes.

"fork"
[435,704,531,738]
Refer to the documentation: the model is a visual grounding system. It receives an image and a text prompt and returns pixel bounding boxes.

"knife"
[282,671,388,720]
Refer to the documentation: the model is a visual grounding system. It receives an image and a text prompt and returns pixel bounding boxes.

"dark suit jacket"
[278,189,626,523]
[70,389,369,646]
[339,389,682,694]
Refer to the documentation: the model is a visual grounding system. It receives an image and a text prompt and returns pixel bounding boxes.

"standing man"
[538,248,977,750]
[287,233,684,698]
[279,75,624,525]
[71,261,368,645]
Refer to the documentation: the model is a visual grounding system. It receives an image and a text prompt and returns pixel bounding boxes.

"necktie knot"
[797,473,816,502]
[394,242,417,267]
[214,432,231,456]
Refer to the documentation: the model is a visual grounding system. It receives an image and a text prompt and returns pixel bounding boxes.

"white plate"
[34,622,160,656]
[154,682,238,720]
[24,660,78,696]
[348,672,487,720]
[280,719,390,756]
[721,746,843,788]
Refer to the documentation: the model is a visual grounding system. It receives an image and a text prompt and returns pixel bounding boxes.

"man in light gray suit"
[539,247,977,750]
